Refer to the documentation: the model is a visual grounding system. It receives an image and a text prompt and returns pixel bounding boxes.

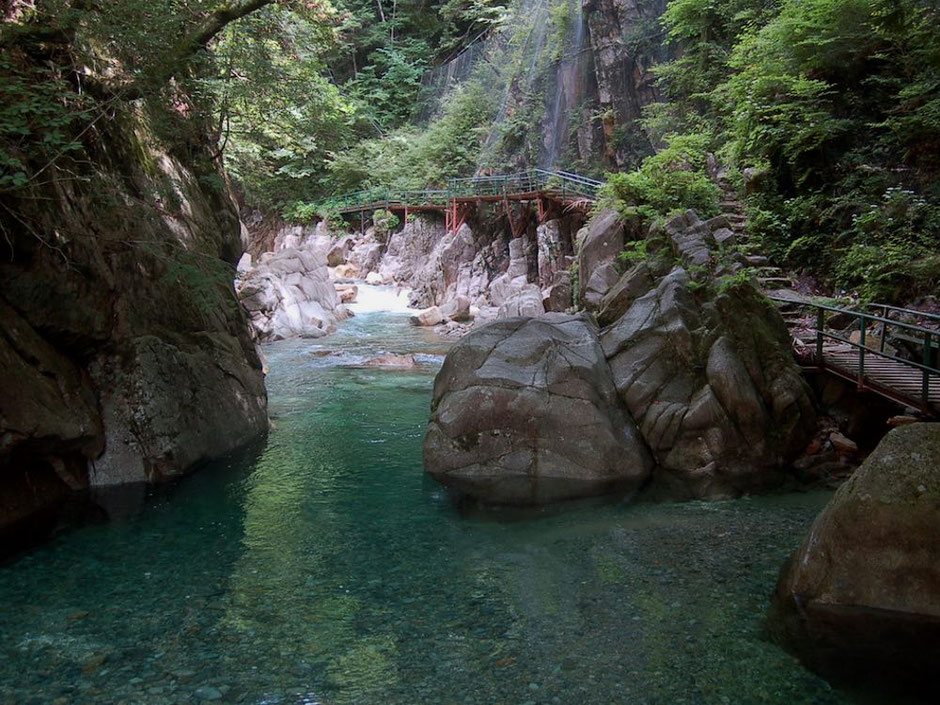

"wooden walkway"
[821,344,940,413]
[321,169,602,235]
[771,297,940,415]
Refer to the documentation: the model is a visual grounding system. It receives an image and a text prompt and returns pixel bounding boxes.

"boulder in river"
[767,422,940,694]
[360,353,417,368]
[236,242,342,341]
[424,206,816,503]
[424,314,652,504]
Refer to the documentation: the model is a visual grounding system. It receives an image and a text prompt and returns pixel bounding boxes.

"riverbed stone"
[768,422,940,693]
[410,306,443,327]
[424,314,652,504]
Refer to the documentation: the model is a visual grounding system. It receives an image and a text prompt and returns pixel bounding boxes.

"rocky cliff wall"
[582,0,669,167]
[0,103,268,554]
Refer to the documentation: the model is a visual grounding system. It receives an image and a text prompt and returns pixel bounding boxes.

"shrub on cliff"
[599,133,720,223]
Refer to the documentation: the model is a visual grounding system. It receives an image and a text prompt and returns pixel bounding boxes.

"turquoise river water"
[0,296,878,704]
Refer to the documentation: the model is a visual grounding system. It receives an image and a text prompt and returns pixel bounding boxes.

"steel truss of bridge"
[322,169,603,236]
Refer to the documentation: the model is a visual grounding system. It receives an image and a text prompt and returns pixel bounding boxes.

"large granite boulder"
[236,242,343,341]
[424,314,652,504]
[424,205,816,504]
[600,267,815,499]
[379,216,446,284]
[576,209,624,306]
[768,423,940,693]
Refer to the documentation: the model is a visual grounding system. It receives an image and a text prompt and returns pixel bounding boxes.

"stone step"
[746,255,770,266]
[759,277,795,288]
[757,266,784,276]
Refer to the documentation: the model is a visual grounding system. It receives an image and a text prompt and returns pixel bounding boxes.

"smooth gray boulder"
[424,314,652,504]
[768,423,940,694]
[600,267,816,498]
[236,243,343,341]
[577,209,624,306]
[497,284,545,319]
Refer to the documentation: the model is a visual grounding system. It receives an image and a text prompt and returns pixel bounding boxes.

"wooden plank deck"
[821,343,940,412]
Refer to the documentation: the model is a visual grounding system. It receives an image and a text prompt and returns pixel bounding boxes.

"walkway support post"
[858,318,867,388]
[925,332,933,408]
[816,307,825,368]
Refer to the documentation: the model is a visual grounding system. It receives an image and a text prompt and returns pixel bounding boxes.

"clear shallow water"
[0,308,866,705]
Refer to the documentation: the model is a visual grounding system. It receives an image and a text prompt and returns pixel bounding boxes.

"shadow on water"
[0,309,905,705]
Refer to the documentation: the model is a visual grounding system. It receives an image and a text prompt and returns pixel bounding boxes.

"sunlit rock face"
[424,209,816,504]
[768,423,940,696]
[236,232,345,341]
[424,314,652,504]
[0,102,267,552]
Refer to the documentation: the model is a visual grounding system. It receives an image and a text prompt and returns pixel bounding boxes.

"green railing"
[770,296,939,412]
[320,169,603,213]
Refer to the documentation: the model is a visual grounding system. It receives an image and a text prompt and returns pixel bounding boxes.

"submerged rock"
[424,314,652,504]
[768,423,940,693]
[360,353,417,368]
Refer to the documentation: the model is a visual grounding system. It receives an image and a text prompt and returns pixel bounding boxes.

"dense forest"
[2,0,939,301]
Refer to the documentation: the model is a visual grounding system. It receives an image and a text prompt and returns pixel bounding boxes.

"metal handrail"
[321,169,603,213]
[867,302,940,325]
[768,295,938,411]
[769,297,940,338]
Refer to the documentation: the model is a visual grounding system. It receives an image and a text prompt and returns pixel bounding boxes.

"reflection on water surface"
[0,304,862,704]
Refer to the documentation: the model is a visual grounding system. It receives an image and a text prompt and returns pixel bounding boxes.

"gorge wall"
[0,101,268,555]
[236,205,590,342]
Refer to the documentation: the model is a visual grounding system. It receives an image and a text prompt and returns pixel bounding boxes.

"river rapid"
[0,286,866,704]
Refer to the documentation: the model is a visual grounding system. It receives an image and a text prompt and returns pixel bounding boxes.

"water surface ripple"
[0,309,862,704]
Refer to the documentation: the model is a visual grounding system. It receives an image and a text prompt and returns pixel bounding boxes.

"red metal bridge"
[322,169,603,237]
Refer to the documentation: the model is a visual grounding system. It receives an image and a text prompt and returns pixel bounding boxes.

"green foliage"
[648,0,940,304]
[600,133,720,222]
[373,208,400,233]
[0,55,92,190]
[716,268,757,295]
[617,240,650,269]
[325,78,498,192]
[210,4,359,212]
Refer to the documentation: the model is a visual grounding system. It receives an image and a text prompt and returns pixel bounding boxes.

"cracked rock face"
[1,102,268,553]
[424,313,652,504]
[236,235,343,341]
[424,208,816,504]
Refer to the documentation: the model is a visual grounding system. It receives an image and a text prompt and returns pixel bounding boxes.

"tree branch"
[145,0,277,88]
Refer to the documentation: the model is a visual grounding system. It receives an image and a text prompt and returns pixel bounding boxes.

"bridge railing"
[769,296,939,411]
[448,169,602,200]
[321,169,604,213]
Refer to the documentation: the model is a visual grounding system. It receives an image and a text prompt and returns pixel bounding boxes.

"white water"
[347,283,415,315]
